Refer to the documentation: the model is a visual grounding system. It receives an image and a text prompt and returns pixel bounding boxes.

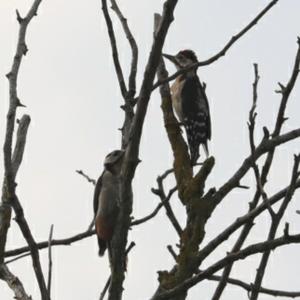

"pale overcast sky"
[1,0,300,299]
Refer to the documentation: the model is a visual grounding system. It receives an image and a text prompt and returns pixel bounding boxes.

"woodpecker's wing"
[181,75,211,140]
[198,78,211,141]
[93,171,108,256]
[181,75,211,162]
[93,171,104,215]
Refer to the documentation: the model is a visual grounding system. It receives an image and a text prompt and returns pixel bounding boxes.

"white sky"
[1,0,300,299]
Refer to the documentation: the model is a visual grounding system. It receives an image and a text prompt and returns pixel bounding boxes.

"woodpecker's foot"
[190,156,200,167]
[129,216,134,230]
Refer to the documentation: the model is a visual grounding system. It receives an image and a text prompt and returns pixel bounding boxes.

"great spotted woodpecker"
[93,150,124,256]
[163,49,211,165]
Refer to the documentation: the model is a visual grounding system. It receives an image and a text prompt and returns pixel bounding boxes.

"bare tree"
[1,0,300,300]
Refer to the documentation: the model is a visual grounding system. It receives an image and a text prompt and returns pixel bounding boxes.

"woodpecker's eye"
[177,54,184,60]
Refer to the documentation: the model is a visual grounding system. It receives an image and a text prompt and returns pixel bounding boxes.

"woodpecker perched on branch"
[163,49,211,165]
[93,150,124,256]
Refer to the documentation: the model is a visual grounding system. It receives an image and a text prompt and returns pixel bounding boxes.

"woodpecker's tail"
[189,142,209,165]
[98,237,107,256]
[190,145,200,166]
[203,141,209,157]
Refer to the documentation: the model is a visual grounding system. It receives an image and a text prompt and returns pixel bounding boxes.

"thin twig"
[102,0,136,147]
[12,194,49,300]
[152,0,279,90]
[87,218,95,231]
[5,252,31,264]
[132,167,177,226]
[207,272,300,298]
[4,217,154,259]
[167,245,177,260]
[131,187,177,226]
[5,229,96,258]
[110,0,138,98]
[154,175,182,235]
[47,224,54,298]
[248,64,275,217]
[101,0,127,98]
[125,241,136,255]
[76,170,96,185]
[99,242,136,300]
[99,276,111,300]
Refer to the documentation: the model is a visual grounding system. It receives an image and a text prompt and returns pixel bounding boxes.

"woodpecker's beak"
[162,53,177,65]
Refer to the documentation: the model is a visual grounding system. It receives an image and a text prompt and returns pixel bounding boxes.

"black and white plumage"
[93,150,124,256]
[163,50,211,165]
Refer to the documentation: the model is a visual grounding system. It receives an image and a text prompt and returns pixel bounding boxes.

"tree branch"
[47,225,54,298]
[155,17,192,200]
[11,194,49,300]
[197,178,300,263]
[5,228,96,258]
[166,230,300,300]
[273,37,300,135]
[250,155,300,300]
[101,0,127,98]
[110,0,138,98]
[151,171,181,235]
[154,232,300,299]
[0,1,49,299]
[99,242,135,300]
[248,64,275,217]
[132,186,177,227]
[11,115,31,178]
[0,0,43,265]
[75,169,96,186]
[102,0,138,147]
[212,37,300,300]
[0,264,32,300]
[152,0,279,90]
[107,2,180,299]
[211,127,300,208]
[206,272,300,298]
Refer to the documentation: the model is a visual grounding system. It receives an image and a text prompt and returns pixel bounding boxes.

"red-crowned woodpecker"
[163,50,211,165]
[93,150,124,256]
